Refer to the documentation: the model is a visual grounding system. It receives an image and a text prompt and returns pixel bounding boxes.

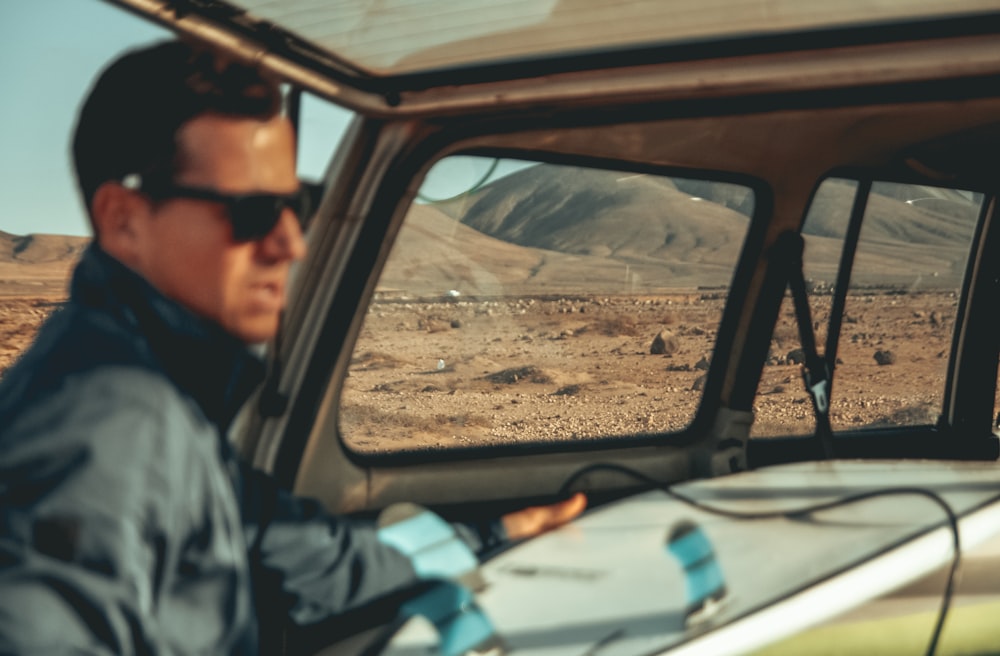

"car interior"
[83,1,1000,653]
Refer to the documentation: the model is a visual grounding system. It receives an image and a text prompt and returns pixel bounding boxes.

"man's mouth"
[249,282,285,310]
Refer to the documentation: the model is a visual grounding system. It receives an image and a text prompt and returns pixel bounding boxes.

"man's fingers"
[503,493,588,540]
[547,492,587,527]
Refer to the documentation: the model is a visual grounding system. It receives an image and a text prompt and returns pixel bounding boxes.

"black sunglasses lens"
[229,197,282,242]
[228,191,310,242]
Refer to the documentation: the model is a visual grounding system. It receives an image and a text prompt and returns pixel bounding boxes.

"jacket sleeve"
[238,463,508,627]
[238,464,420,626]
[0,369,193,655]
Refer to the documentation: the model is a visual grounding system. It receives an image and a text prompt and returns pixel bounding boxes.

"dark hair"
[72,39,283,226]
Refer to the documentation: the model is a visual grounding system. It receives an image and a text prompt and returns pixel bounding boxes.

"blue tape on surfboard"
[669,527,714,566]
[401,581,498,656]
[682,559,726,605]
[378,511,457,555]
[667,521,726,611]
[411,539,480,580]
[377,509,479,580]
[438,605,498,656]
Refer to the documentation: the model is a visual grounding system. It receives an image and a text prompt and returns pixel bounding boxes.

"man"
[0,39,584,654]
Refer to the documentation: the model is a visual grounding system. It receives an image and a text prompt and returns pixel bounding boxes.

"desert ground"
[4,167,985,453]
[0,232,85,377]
[0,294,66,375]
[2,280,959,451]
[0,238,972,454]
[0,264,76,378]
[339,289,960,453]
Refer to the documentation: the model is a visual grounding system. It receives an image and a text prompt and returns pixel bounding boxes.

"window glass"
[295,92,354,184]
[293,92,355,239]
[340,157,755,453]
[752,180,861,437]
[753,178,981,437]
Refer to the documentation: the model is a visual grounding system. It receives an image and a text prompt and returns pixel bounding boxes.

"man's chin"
[226,314,281,345]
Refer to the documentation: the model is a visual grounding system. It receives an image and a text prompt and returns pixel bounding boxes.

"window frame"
[334,151,767,461]
[748,168,1000,466]
[318,146,772,467]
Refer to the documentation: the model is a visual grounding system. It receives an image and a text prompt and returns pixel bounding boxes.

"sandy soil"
[1,284,967,451]
[0,294,67,377]
[341,291,959,452]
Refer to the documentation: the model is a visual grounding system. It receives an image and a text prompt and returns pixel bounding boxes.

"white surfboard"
[379,460,1000,656]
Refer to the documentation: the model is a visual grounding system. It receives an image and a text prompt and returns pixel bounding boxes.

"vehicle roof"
[112,1,1000,98]
[137,0,1000,78]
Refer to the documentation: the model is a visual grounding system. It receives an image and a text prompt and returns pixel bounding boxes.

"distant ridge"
[0,231,90,265]
[3,163,974,298]
[382,163,977,295]
[458,165,750,266]
[0,232,89,296]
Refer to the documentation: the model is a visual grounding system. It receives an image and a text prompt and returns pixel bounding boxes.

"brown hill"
[379,204,679,296]
[802,179,977,246]
[457,165,750,268]
[800,179,975,289]
[418,164,977,293]
[0,232,88,297]
[0,231,89,264]
[1,166,976,300]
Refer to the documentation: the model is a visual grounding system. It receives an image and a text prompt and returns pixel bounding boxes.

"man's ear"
[91,182,146,267]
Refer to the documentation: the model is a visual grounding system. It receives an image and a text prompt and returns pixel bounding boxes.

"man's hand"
[501,493,587,540]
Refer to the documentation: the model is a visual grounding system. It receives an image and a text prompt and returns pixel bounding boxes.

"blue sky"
[1,1,171,237]
[0,1,521,237]
[0,1,354,238]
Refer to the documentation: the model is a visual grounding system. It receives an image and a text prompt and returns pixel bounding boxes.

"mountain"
[800,178,976,288]
[381,166,757,296]
[456,165,750,267]
[0,231,89,264]
[2,164,977,299]
[378,203,663,296]
[382,163,977,296]
[0,232,89,296]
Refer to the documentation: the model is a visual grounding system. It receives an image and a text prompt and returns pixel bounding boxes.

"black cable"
[557,462,961,656]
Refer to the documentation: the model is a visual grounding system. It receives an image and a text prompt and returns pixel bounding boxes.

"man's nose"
[260,208,307,261]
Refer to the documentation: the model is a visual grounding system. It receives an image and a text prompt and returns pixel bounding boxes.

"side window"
[293,92,354,238]
[754,178,982,437]
[295,91,354,184]
[340,157,755,453]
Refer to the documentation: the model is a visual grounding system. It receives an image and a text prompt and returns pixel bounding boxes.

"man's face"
[128,113,306,343]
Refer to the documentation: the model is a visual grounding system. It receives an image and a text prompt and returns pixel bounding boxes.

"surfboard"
[376,459,1000,656]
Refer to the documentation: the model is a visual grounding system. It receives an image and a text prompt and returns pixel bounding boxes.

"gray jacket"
[0,245,500,654]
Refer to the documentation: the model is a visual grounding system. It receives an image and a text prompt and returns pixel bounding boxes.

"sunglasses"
[127,175,314,242]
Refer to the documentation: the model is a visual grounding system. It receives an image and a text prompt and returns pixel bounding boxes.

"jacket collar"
[71,244,267,431]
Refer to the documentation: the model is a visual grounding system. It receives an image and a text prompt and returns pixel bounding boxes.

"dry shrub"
[419,318,452,333]
[869,403,938,428]
[340,403,488,437]
[351,351,408,370]
[483,366,552,384]
[430,413,490,429]
[589,316,642,337]
[771,322,799,348]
